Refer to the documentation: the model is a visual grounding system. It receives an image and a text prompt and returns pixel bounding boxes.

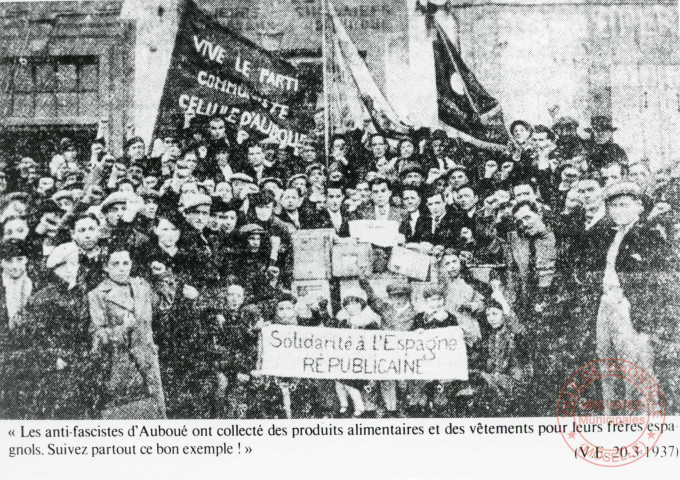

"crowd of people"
[0,110,678,420]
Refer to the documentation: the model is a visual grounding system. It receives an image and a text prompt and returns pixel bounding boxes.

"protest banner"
[259,324,468,381]
[153,0,316,149]
[348,220,401,247]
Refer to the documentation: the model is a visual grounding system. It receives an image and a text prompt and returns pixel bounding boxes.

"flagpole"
[321,0,330,166]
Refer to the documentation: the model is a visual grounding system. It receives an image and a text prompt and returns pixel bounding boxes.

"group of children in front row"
[213,248,530,419]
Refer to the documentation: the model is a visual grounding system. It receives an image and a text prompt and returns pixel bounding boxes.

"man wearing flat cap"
[584,115,628,172]
[177,193,221,294]
[595,181,679,414]
[99,191,149,258]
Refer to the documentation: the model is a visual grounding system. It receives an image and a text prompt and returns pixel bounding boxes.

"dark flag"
[433,24,508,145]
[153,0,317,149]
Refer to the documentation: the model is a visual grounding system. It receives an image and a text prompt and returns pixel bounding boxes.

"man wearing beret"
[595,181,679,414]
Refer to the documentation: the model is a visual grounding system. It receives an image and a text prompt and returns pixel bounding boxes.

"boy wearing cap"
[409,285,459,416]
[211,283,264,418]
[359,274,416,417]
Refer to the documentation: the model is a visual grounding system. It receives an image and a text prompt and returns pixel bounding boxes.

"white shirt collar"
[585,204,606,230]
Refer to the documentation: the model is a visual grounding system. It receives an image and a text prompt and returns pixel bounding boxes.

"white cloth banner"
[260,324,468,381]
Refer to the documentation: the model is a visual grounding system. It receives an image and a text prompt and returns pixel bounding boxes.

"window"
[0,56,99,120]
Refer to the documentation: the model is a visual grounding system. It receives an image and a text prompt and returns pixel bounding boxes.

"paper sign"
[292,229,334,280]
[349,220,400,247]
[331,239,372,277]
[260,324,468,381]
[389,246,432,281]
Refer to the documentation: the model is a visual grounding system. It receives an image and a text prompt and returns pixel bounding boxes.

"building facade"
[0,0,677,169]
[0,1,133,166]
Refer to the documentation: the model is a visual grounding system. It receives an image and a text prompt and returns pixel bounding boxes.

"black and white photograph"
[0,0,679,476]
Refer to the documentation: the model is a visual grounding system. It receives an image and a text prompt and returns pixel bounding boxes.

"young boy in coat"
[359,275,417,417]
[408,285,459,416]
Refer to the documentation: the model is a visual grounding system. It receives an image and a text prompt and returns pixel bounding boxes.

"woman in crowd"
[3,242,100,419]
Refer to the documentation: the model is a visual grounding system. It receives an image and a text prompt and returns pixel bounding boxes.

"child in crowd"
[334,287,380,417]
[359,276,416,417]
[470,283,529,416]
[253,293,325,419]
[212,284,263,419]
[408,285,459,416]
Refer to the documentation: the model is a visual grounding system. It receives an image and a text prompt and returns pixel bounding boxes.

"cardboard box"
[292,229,334,280]
[332,239,372,278]
[291,279,332,318]
[388,246,432,281]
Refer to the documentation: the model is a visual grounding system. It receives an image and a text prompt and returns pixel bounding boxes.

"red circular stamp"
[556,358,666,467]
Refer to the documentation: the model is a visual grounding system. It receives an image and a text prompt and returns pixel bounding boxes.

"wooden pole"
[321,0,330,166]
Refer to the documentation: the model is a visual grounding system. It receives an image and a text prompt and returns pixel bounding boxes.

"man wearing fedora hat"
[584,115,628,172]
[552,116,587,162]
[595,181,679,414]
